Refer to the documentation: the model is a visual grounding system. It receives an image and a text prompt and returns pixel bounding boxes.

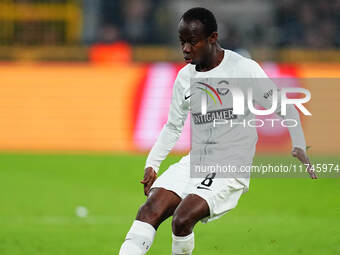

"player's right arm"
[141,72,189,195]
[140,167,157,196]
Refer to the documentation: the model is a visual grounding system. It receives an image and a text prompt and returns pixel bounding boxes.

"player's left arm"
[291,147,317,179]
[247,59,317,179]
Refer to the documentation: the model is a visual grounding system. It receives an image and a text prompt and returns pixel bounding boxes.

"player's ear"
[209,32,218,44]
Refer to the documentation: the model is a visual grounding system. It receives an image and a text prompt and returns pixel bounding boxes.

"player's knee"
[172,212,194,235]
[136,202,163,228]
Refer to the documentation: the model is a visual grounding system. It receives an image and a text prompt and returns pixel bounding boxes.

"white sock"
[172,232,195,255]
[119,220,156,255]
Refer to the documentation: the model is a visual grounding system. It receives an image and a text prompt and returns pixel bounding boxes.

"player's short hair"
[181,7,217,37]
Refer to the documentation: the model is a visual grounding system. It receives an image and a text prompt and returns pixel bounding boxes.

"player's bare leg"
[137,187,181,229]
[119,187,181,255]
[171,194,210,255]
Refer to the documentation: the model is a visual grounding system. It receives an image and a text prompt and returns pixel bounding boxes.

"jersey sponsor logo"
[196,82,223,105]
[192,108,236,125]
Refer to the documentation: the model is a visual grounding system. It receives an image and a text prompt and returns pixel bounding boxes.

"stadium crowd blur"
[276,0,340,48]
[0,0,339,61]
[88,0,340,49]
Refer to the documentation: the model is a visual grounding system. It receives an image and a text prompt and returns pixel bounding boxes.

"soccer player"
[118,7,316,255]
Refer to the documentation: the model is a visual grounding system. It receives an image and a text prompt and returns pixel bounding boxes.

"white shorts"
[150,155,249,223]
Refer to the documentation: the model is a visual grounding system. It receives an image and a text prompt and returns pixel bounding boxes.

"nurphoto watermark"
[189,78,339,179]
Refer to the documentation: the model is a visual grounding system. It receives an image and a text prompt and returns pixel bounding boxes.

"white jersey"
[145,49,306,187]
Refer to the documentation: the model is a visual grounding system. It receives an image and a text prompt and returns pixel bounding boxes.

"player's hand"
[140,167,157,196]
[291,147,317,179]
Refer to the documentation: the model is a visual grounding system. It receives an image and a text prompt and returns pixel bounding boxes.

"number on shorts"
[200,173,216,187]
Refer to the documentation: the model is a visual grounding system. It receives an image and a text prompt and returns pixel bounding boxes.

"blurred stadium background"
[0,1,339,254]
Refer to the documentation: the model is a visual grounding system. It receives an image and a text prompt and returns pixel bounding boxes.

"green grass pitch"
[0,152,339,255]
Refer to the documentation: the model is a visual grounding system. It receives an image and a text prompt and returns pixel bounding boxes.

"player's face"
[178,19,212,65]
